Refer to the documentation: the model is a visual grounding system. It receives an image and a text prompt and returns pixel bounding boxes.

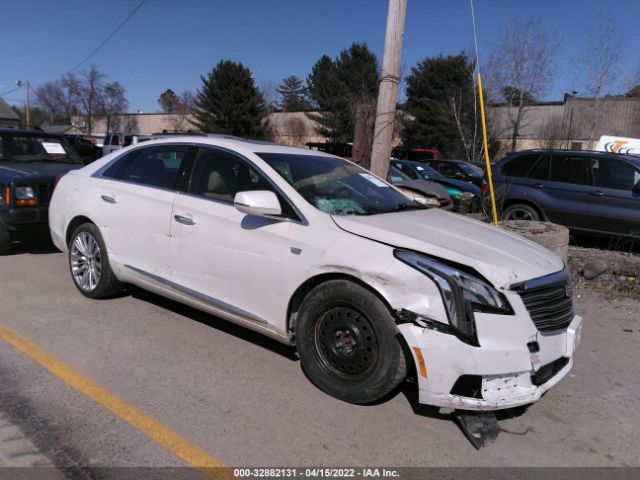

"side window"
[501,155,536,177]
[398,164,419,179]
[549,155,590,185]
[438,163,456,176]
[593,158,640,190]
[104,145,188,189]
[110,135,120,146]
[529,155,552,181]
[188,148,298,219]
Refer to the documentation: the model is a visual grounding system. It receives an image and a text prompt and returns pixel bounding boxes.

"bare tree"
[34,79,79,124]
[158,89,195,132]
[260,80,280,113]
[97,81,128,135]
[123,116,139,134]
[284,117,308,146]
[580,13,625,147]
[488,18,558,150]
[69,66,106,134]
[537,115,573,149]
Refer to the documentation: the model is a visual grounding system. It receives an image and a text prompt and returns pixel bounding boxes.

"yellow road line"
[0,323,232,480]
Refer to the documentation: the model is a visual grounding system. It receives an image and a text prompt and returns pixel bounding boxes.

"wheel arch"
[502,199,546,220]
[65,215,97,246]
[286,273,396,336]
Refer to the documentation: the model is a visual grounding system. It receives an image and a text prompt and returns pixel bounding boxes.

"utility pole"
[370,0,407,178]
[17,80,31,129]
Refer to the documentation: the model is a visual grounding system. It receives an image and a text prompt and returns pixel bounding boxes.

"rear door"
[532,154,591,228]
[98,144,193,278]
[588,156,640,236]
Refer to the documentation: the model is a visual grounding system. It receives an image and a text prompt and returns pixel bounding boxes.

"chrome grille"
[512,270,574,334]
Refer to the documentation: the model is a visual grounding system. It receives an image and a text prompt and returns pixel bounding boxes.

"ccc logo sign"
[604,140,638,154]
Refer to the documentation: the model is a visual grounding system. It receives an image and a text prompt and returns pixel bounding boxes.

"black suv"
[0,128,84,253]
[489,149,640,237]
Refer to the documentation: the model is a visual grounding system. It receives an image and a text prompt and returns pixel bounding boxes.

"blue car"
[390,159,480,212]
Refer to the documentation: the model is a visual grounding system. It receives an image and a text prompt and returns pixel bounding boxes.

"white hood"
[332,209,564,289]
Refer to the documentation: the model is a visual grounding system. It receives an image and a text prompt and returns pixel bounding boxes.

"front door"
[169,146,302,330]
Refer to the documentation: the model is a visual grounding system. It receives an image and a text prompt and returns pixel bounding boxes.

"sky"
[1,0,639,113]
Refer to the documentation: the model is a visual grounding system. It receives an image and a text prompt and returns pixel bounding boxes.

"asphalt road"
[0,243,638,477]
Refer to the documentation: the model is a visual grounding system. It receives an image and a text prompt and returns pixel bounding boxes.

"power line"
[0,84,23,98]
[71,0,147,72]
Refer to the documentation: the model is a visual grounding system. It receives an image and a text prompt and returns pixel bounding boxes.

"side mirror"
[234,190,282,218]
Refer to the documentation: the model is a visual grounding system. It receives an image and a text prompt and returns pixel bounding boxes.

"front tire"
[68,223,123,298]
[296,280,406,404]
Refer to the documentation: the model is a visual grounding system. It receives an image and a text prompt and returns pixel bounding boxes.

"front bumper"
[398,313,583,411]
[1,206,50,232]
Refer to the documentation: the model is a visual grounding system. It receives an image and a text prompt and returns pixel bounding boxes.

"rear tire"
[502,203,540,221]
[68,223,123,298]
[296,280,406,404]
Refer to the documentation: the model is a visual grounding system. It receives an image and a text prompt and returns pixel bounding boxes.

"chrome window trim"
[91,142,197,179]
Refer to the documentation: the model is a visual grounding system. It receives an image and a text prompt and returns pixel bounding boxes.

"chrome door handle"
[101,195,116,204]
[533,183,545,189]
[174,214,195,225]
[590,190,605,196]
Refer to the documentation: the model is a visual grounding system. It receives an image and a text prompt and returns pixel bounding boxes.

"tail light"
[118,136,124,146]
[481,180,488,195]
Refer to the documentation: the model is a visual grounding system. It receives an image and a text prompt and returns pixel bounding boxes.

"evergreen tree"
[158,88,179,113]
[276,76,310,111]
[193,60,269,139]
[306,43,378,143]
[402,54,489,161]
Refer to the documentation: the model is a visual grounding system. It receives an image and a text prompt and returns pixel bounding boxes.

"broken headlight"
[394,250,511,340]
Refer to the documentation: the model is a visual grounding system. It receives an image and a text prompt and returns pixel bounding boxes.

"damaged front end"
[393,262,583,412]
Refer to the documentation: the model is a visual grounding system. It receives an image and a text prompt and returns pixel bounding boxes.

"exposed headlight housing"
[399,189,441,208]
[394,250,511,342]
[15,186,35,199]
[14,186,38,206]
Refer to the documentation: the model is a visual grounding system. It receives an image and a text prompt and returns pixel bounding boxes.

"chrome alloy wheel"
[70,232,102,291]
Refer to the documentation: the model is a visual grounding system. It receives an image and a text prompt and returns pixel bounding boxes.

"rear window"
[0,134,81,164]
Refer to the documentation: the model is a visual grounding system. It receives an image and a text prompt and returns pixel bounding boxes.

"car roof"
[0,127,63,137]
[132,134,335,157]
[504,149,640,165]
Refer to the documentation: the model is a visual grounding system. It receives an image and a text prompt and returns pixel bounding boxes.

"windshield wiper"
[371,203,428,215]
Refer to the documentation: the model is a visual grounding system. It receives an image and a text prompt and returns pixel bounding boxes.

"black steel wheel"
[296,280,406,404]
[314,305,379,378]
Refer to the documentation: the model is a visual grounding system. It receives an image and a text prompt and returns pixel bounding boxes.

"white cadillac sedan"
[49,136,582,411]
